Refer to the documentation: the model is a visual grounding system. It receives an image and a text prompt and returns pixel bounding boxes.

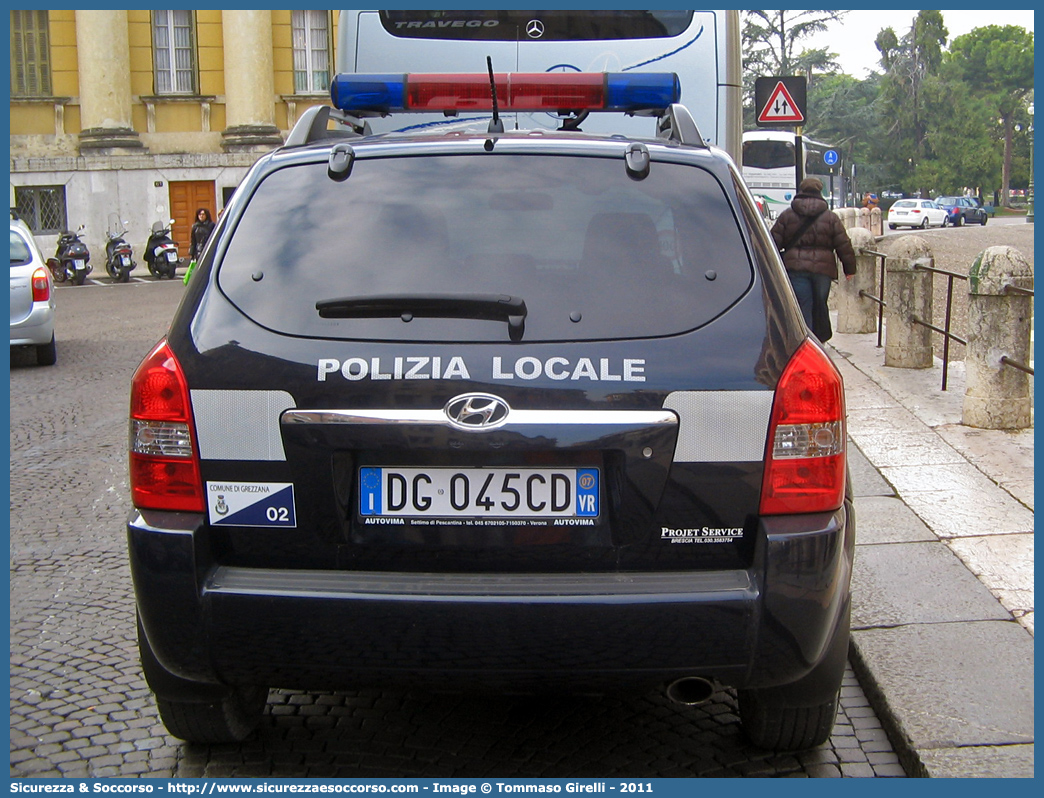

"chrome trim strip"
[206,567,751,600]
[282,409,678,428]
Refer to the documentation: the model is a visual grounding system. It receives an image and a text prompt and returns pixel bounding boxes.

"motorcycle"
[46,225,92,286]
[144,219,180,279]
[104,216,136,283]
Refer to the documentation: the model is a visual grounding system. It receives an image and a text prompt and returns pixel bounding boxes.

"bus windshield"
[379,11,695,41]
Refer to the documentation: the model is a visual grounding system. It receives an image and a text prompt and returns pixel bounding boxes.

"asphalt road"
[10,275,907,779]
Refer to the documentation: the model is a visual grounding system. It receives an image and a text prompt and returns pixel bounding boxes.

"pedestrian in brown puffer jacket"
[770,177,857,342]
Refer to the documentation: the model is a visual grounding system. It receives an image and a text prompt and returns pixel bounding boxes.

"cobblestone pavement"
[10,277,906,779]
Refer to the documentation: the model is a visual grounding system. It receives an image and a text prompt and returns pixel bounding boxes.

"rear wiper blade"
[316,293,528,341]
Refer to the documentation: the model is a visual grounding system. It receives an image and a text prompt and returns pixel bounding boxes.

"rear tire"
[155,687,269,744]
[71,270,87,286]
[956,214,964,227]
[981,215,988,226]
[738,690,840,751]
[137,615,267,743]
[739,599,850,751]
[888,223,897,230]
[36,334,57,366]
[920,217,928,229]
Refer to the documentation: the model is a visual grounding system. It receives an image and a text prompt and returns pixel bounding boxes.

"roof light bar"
[330,72,680,115]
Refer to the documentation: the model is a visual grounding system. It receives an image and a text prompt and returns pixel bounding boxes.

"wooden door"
[169,181,216,258]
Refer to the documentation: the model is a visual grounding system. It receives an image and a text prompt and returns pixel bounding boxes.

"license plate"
[73,259,85,270]
[359,467,599,519]
[166,251,178,262]
[121,255,131,267]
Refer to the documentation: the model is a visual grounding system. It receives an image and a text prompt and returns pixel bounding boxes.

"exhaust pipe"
[665,676,715,706]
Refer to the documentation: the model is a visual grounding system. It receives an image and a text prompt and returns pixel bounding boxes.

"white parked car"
[887,199,949,230]
[10,213,57,366]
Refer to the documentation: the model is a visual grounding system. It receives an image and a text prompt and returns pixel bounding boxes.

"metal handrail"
[912,263,968,391]
[855,249,889,348]
[1001,285,1034,377]
[1003,284,1034,297]
[1001,356,1034,376]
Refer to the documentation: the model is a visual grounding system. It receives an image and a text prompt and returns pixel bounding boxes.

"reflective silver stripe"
[191,389,296,461]
[281,409,677,428]
[663,390,772,462]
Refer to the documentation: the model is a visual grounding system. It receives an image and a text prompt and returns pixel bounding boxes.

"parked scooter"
[104,216,136,283]
[47,225,92,286]
[144,219,180,279]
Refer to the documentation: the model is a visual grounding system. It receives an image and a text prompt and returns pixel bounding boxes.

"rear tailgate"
[192,141,772,573]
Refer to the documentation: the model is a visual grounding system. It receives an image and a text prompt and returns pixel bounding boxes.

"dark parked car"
[934,196,988,226]
[128,71,854,751]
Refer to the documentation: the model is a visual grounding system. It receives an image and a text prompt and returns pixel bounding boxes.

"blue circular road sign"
[823,149,839,166]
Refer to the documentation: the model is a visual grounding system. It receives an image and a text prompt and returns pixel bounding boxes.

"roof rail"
[284,105,370,148]
[656,104,708,148]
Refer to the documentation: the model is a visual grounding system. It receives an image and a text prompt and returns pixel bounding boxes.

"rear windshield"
[10,229,32,266]
[218,154,753,343]
[379,11,694,41]
[741,139,794,170]
[935,197,959,205]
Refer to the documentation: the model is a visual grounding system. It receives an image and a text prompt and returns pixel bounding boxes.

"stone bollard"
[869,206,882,236]
[963,246,1034,429]
[857,206,870,230]
[837,227,878,333]
[884,236,934,368]
[838,207,856,230]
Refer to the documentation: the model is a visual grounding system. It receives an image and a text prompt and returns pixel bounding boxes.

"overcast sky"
[803,9,1035,78]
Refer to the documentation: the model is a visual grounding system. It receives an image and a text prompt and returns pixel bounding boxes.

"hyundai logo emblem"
[526,19,545,39]
[444,393,511,431]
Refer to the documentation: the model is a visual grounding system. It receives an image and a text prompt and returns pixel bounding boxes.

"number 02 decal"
[206,482,297,528]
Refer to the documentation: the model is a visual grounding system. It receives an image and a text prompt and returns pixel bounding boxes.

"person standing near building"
[771,177,857,343]
[185,207,215,285]
[189,208,215,261]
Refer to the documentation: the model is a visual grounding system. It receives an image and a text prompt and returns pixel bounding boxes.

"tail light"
[760,339,846,515]
[129,339,204,512]
[31,267,50,302]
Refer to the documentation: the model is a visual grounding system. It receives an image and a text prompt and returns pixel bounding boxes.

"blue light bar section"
[606,73,681,111]
[330,74,405,113]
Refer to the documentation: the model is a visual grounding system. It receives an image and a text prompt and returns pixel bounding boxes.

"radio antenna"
[486,56,504,134]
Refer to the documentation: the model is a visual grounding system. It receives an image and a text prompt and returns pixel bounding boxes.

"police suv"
[128,71,854,750]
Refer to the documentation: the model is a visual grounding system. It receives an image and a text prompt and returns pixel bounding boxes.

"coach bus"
[336,10,742,160]
[741,129,850,212]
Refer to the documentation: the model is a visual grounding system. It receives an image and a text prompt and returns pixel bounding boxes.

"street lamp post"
[1027,103,1034,224]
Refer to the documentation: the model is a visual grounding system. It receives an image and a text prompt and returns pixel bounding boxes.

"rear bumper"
[129,501,853,696]
[10,303,55,346]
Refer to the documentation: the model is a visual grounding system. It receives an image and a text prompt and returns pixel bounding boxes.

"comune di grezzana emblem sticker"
[206,482,296,527]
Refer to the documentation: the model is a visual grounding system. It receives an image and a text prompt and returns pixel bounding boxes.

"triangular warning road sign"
[757,82,804,124]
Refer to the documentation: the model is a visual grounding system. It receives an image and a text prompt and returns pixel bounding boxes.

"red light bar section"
[406,73,606,112]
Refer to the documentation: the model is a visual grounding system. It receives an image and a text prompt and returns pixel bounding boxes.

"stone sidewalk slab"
[917,745,1035,779]
[851,621,1034,754]
[854,496,935,545]
[852,542,1013,628]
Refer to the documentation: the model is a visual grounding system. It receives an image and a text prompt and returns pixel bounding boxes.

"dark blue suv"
[128,72,854,751]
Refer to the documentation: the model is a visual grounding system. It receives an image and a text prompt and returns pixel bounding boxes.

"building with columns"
[9,9,339,261]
